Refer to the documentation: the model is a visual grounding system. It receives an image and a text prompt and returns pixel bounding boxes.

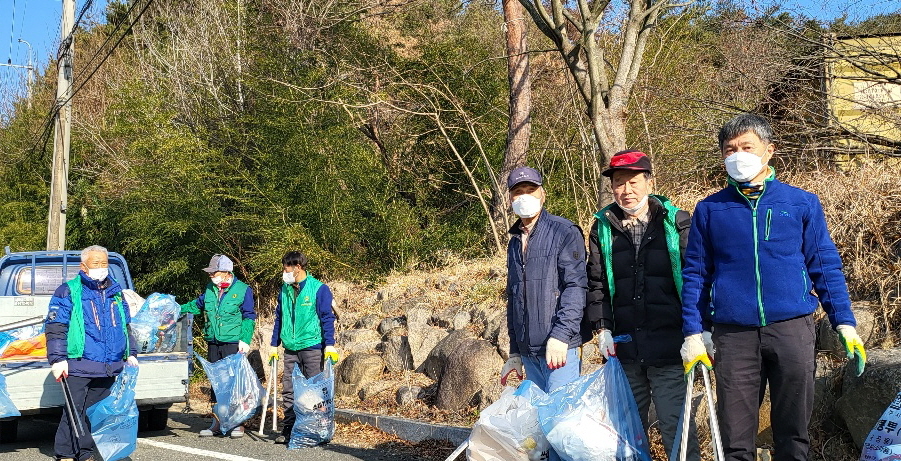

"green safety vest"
[595,194,684,302]
[202,279,250,343]
[279,276,324,351]
[66,277,130,360]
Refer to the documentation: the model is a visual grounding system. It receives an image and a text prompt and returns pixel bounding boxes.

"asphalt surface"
[0,404,444,461]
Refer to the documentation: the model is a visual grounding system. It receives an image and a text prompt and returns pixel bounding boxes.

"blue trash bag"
[195,352,263,433]
[860,390,901,461]
[467,380,550,461]
[0,332,15,356]
[131,293,180,353]
[0,372,21,419]
[86,365,139,461]
[289,359,335,449]
[536,356,652,461]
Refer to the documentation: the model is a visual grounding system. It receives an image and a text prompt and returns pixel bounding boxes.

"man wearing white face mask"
[180,253,257,438]
[46,245,139,461]
[268,250,337,444]
[502,166,587,399]
[681,114,867,461]
[584,150,699,460]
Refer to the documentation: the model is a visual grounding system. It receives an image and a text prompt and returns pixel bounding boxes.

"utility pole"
[47,0,76,251]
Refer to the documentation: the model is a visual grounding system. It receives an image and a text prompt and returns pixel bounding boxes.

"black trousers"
[713,315,816,461]
[280,349,323,436]
[207,341,239,403]
[54,375,115,461]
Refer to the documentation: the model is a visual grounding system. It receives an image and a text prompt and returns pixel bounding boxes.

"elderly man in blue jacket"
[46,245,139,461]
[501,166,587,387]
[680,114,867,461]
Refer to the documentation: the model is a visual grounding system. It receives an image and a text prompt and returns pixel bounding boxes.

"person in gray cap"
[180,254,257,438]
[501,166,587,461]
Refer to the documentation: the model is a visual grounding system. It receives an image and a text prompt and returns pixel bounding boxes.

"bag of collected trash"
[0,372,21,418]
[195,352,263,433]
[859,391,901,461]
[467,380,549,461]
[131,293,180,353]
[536,356,652,461]
[0,332,15,356]
[289,359,335,449]
[87,365,139,461]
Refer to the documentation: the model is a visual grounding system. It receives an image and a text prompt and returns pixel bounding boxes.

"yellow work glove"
[268,348,280,362]
[324,346,340,364]
[680,333,713,376]
[836,325,867,376]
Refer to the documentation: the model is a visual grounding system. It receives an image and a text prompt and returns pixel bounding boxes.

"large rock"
[337,328,382,355]
[378,317,404,336]
[419,330,473,381]
[835,348,901,448]
[335,353,385,398]
[436,338,503,410]
[382,334,414,372]
[406,304,447,368]
[355,314,380,330]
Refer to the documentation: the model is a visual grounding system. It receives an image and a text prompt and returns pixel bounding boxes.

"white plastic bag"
[860,391,901,461]
[467,380,549,461]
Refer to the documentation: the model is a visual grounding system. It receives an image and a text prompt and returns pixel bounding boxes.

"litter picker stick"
[259,357,274,436]
[443,438,469,461]
[271,356,278,433]
[678,368,694,461]
[701,366,725,461]
[60,377,85,439]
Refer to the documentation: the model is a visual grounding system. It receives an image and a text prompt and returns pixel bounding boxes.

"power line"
[7,0,16,64]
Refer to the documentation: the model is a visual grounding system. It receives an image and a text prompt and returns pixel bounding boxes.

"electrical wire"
[28,0,155,157]
[57,0,95,61]
[7,0,16,64]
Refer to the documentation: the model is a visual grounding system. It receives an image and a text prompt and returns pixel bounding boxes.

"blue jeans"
[522,348,581,461]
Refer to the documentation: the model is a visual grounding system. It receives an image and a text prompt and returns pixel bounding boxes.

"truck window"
[16,266,82,295]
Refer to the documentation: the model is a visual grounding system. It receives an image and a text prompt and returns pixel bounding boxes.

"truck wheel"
[139,408,169,432]
[0,418,18,444]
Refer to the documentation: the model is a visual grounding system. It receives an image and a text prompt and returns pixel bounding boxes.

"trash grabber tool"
[258,357,275,436]
[271,356,278,433]
[701,365,725,461]
[443,438,469,461]
[60,376,86,439]
[677,367,694,461]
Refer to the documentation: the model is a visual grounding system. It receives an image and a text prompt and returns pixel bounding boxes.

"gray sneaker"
[230,426,245,439]
[199,419,220,437]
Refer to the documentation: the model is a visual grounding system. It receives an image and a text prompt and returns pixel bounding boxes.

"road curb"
[335,409,470,446]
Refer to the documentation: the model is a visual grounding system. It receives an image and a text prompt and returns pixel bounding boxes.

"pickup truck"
[0,249,192,443]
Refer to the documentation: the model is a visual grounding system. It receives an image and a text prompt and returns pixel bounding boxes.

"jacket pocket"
[765,208,772,241]
[800,269,809,303]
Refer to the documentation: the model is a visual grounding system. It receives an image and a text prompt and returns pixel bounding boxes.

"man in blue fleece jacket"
[680,114,867,461]
[269,250,337,444]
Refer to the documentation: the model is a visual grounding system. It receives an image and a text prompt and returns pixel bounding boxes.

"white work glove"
[702,330,715,359]
[680,334,712,376]
[324,345,340,364]
[51,360,69,381]
[126,355,139,367]
[500,354,523,386]
[596,329,615,358]
[545,337,568,370]
[238,340,251,354]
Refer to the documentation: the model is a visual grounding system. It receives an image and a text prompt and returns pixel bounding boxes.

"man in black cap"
[180,254,257,438]
[584,150,699,460]
[501,166,587,461]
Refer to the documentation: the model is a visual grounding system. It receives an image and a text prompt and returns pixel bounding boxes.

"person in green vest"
[268,250,338,444]
[180,254,256,438]
[584,150,700,460]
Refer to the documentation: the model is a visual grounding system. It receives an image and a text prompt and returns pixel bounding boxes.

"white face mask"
[282,272,295,284]
[511,194,542,218]
[724,151,765,183]
[211,275,225,285]
[617,195,649,216]
[87,268,108,281]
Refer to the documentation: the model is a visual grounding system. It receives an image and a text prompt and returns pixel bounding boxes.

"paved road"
[0,404,441,461]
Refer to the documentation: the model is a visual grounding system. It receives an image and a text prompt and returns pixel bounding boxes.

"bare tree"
[518,0,689,206]
[490,0,533,238]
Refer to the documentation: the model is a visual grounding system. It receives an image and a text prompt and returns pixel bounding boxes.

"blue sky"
[0,0,899,109]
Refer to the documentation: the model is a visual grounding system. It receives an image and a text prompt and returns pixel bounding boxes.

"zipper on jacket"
[765,208,772,241]
[800,269,808,302]
[737,188,767,326]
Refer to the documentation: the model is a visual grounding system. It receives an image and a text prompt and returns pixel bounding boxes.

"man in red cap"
[584,150,699,460]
